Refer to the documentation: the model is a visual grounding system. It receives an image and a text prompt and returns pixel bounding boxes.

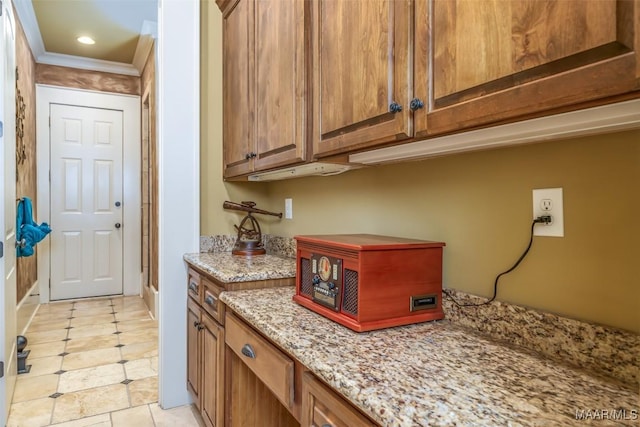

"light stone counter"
[183,252,295,283]
[220,286,639,427]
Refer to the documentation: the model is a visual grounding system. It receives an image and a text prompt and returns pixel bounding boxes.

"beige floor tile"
[20,355,63,378]
[31,311,74,323]
[124,357,158,380]
[36,303,74,315]
[7,397,54,427]
[114,310,151,321]
[128,376,158,406]
[27,340,66,359]
[110,405,155,427]
[28,329,68,345]
[62,347,121,371]
[120,341,157,360]
[13,374,59,403]
[72,306,116,317]
[58,363,125,393]
[69,314,115,327]
[27,319,70,333]
[51,383,129,424]
[149,403,202,427]
[48,413,111,426]
[118,327,157,346]
[72,299,112,310]
[111,296,148,310]
[67,324,117,340]
[65,334,119,353]
[116,318,157,333]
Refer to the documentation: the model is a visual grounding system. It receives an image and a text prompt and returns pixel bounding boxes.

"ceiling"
[15,0,157,76]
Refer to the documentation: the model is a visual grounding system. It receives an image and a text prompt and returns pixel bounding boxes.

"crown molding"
[13,0,45,58]
[132,20,157,74]
[37,52,140,76]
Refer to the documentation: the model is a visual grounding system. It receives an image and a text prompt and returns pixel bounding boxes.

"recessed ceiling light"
[77,36,95,45]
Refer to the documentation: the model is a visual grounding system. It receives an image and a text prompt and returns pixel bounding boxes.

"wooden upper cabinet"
[312,0,413,157]
[219,0,308,179]
[253,0,308,171]
[414,0,640,137]
[222,0,254,178]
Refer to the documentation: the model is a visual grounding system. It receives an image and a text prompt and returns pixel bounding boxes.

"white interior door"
[0,0,18,423]
[49,103,124,300]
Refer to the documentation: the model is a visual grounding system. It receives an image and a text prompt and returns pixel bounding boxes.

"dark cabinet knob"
[241,344,256,359]
[410,98,424,111]
[193,321,199,328]
[389,102,403,113]
[245,152,257,160]
[197,324,205,331]
[115,223,121,229]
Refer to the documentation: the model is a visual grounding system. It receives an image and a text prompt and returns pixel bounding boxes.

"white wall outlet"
[284,198,293,219]
[532,188,564,237]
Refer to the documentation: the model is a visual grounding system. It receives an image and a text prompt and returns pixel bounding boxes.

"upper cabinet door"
[414,0,640,137]
[312,0,413,158]
[222,0,254,178]
[253,0,308,171]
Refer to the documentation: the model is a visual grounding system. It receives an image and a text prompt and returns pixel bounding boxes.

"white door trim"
[36,85,141,302]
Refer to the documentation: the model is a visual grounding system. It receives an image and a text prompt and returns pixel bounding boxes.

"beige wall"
[200,0,270,235]
[263,132,639,333]
[200,4,639,333]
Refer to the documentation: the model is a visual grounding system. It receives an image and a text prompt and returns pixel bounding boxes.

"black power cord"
[443,215,552,307]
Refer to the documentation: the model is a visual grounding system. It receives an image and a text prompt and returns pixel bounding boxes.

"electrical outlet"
[532,188,564,237]
[285,198,293,219]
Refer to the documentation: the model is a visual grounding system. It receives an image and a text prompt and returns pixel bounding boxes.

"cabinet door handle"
[189,282,198,292]
[389,102,403,113]
[241,344,256,359]
[193,321,200,328]
[322,424,333,427]
[410,98,424,111]
[245,153,251,160]
[197,324,205,331]
[204,294,216,306]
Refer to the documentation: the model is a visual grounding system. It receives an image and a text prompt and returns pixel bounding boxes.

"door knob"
[115,223,121,229]
[115,201,121,207]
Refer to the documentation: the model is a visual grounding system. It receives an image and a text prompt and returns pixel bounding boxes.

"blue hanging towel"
[16,197,51,257]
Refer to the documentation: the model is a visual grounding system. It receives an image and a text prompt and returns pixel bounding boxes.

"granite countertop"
[220,287,639,427]
[183,252,296,283]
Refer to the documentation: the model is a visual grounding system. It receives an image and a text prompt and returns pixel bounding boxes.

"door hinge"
[0,241,3,258]
[0,1,3,17]
[0,120,3,137]
[0,361,4,378]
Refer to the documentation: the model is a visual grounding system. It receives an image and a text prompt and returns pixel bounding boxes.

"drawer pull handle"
[189,282,198,292]
[205,295,216,306]
[241,344,256,359]
[322,424,333,427]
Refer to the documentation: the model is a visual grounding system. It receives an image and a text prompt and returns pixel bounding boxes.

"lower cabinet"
[301,372,377,427]
[225,312,299,427]
[187,297,225,427]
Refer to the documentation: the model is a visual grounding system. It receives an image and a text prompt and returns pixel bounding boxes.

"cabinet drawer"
[187,268,202,303]
[225,313,294,409]
[302,372,377,427]
[201,278,224,325]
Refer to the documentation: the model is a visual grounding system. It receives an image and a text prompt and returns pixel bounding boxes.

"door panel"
[312,0,412,157]
[50,104,123,300]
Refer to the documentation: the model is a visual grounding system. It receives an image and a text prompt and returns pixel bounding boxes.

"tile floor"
[8,296,203,427]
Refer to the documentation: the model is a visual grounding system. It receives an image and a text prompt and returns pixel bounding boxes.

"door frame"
[36,84,141,302]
